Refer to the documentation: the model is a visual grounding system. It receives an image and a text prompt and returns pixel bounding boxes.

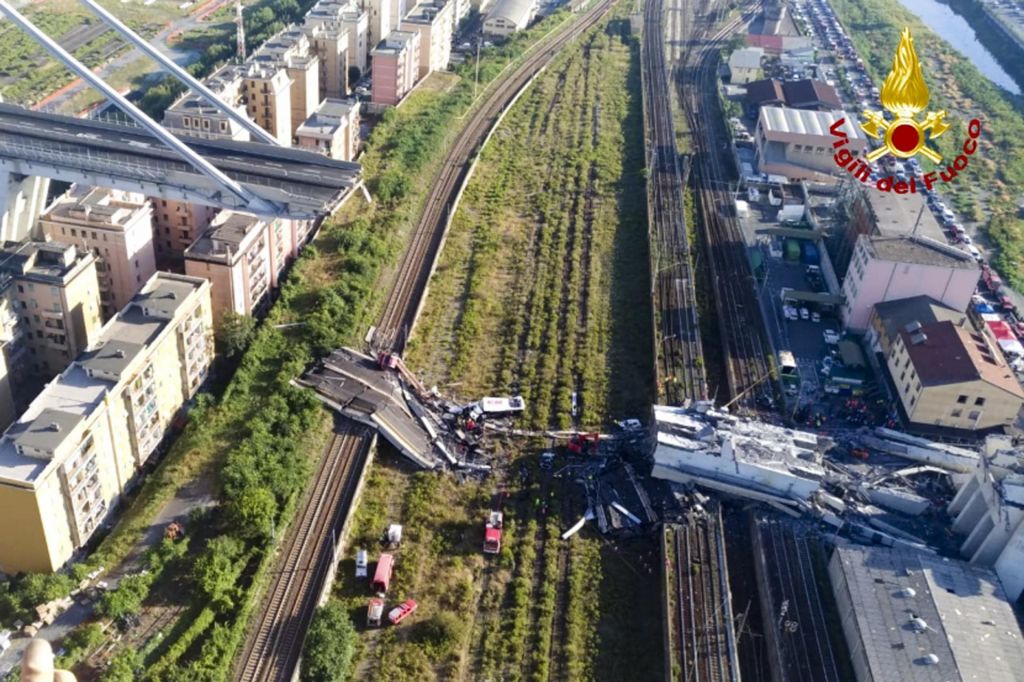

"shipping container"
[784,238,801,261]
[801,241,820,265]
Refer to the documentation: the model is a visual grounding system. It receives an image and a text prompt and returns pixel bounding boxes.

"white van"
[355,549,368,578]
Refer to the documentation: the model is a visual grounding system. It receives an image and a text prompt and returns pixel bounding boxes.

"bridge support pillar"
[0,170,49,242]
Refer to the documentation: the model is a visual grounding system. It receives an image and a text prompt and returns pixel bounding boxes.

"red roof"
[485,527,502,542]
[372,553,394,591]
[988,320,1015,341]
[746,34,785,53]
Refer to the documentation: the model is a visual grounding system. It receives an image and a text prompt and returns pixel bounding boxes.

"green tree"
[16,572,75,607]
[101,649,141,682]
[96,574,151,620]
[216,311,257,358]
[301,601,357,682]
[192,536,246,613]
[226,486,277,539]
[56,622,106,667]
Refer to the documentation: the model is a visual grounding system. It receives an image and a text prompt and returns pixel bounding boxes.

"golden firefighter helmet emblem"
[861,28,949,163]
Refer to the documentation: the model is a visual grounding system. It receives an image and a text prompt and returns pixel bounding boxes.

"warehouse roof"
[782,79,842,110]
[485,0,535,28]
[829,543,1024,682]
[864,234,977,269]
[759,106,863,140]
[864,189,945,242]
[729,47,764,70]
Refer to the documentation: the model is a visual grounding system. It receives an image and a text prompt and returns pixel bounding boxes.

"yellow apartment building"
[0,272,213,573]
[38,186,158,320]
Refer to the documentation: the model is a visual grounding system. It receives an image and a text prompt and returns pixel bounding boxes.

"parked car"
[800,307,810,320]
[388,599,418,625]
[823,329,841,345]
[355,549,368,578]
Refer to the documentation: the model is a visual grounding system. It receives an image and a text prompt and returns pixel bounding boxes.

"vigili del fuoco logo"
[830,27,982,193]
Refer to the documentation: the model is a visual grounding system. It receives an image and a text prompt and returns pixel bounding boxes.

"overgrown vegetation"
[406,15,654,429]
[14,8,591,680]
[830,0,1024,287]
[301,601,358,682]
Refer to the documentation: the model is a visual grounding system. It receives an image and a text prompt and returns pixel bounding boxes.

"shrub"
[301,601,357,682]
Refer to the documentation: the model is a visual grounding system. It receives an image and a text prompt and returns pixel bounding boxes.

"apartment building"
[400,0,454,78]
[162,65,251,141]
[0,241,103,383]
[251,29,321,139]
[0,273,212,573]
[150,198,217,269]
[841,234,978,331]
[183,211,299,325]
[296,98,361,161]
[306,0,369,75]
[38,187,157,320]
[887,319,1024,431]
[304,12,353,98]
[371,31,421,106]
[362,0,392,53]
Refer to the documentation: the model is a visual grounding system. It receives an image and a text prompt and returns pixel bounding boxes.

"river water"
[893,0,1022,94]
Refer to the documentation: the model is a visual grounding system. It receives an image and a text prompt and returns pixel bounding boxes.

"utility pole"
[473,36,481,99]
[236,0,246,61]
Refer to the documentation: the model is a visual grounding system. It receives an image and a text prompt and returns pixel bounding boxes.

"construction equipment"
[483,511,503,554]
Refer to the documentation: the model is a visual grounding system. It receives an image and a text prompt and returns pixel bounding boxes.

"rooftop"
[297,98,358,138]
[874,296,967,343]
[185,211,265,264]
[374,30,419,55]
[864,189,945,243]
[865,234,978,270]
[42,186,150,228]
[404,0,449,23]
[830,543,1024,682]
[729,46,765,70]
[0,240,91,283]
[0,273,207,485]
[899,320,1024,397]
[781,79,842,109]
[759,105,864,140]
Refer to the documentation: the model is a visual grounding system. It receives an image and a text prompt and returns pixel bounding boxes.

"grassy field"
[829,0,1024,288]
[406,10,654,431]
[329,5,663,682]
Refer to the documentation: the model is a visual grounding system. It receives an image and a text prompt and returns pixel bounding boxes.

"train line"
[668,508,737,681]
[234,423,370,682]
[642,0,707,404]
[678,2,773,410]
[236,5,620,681]
[375,0,618,351]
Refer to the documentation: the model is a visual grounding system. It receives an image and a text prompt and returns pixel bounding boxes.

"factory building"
[482,0,537,37]
[744,78,841,116]
[828,542,1024,682]
[0,273,212,573]
[841,234,978,331]
[884,319,1024,432]
[38,187,157,320]
[754,106,866,181]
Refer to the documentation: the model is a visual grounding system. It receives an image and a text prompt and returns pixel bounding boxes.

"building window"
[968,410,981,421]
[161,200,167,207]
[956,395,968,404]
[91,232,97,240]
[952,409,962,418]
[910,396,916,406]
[70,229,77,237]
[914,381,921,393]
[975,397,986,406]
[16,284,23,294]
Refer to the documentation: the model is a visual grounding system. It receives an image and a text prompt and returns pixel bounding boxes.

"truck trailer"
[372,553,394,594]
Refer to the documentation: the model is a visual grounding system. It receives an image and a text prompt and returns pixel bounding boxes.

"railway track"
[679,2,773,411]
[375,0,618,351]
[234,423,370,682]
[236,5,621,681]
[642,0,707,404]
[669,510,736,682]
